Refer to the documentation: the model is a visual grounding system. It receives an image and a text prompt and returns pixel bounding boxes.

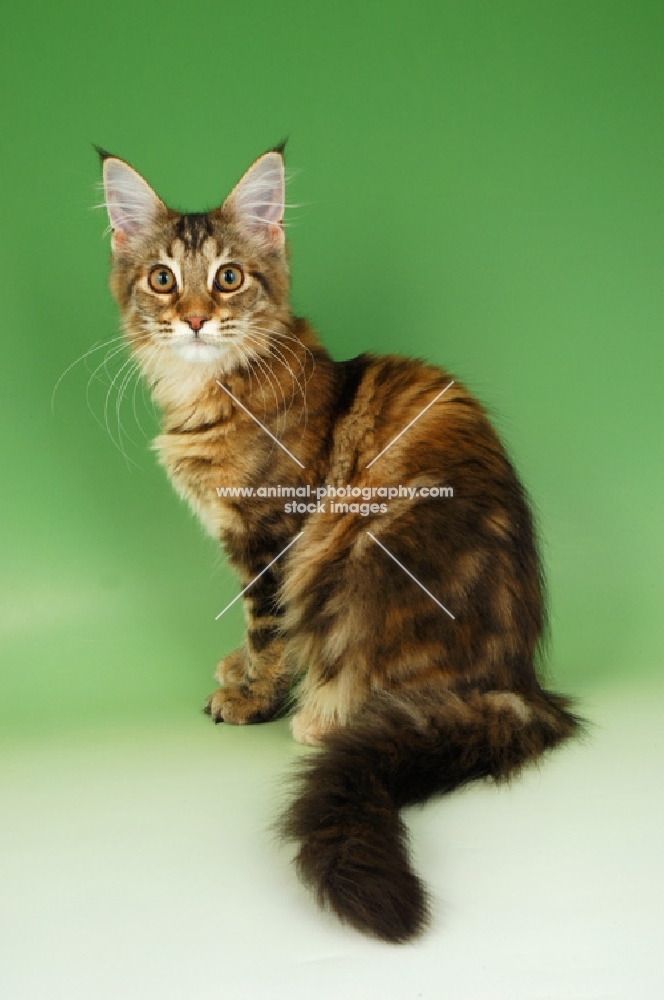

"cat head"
[99,147,291,372]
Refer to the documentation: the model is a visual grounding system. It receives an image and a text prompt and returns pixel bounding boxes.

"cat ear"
[99,152,166,251]
[225,151,285,249]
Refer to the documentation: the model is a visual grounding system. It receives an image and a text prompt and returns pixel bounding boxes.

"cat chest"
[153,432,253,539]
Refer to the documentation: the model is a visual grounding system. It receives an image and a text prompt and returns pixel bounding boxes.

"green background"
[1,0,663,737]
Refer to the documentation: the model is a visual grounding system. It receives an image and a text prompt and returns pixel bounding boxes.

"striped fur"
[99,148,583,943]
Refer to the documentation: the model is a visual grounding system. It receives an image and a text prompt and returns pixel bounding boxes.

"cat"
[98,144,582,943]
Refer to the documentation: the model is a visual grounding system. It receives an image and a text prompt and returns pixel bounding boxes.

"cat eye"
[148,266,177,293]
[214,265,244,293]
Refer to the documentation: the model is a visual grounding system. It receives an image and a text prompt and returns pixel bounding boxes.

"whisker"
[85,341,131,435]
[51,333,135,415]
[82,341,143,466]
[237,345,285,460]
[258,324,317,381]
[245,326,309,389]
[242,343,280,429]
[131,345,159,440]
[115,354,142,455]
[241,330,301,422]
[241,324,310,431]
[105,352,141,468]
[233,342,270,425]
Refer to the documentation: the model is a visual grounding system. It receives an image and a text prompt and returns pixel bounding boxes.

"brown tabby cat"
[99,144,581,943]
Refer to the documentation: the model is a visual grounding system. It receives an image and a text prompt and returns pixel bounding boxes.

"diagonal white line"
[366,531,455,620]
[216,379,305,469]
[365,380,454,469]
[215,532,304,620]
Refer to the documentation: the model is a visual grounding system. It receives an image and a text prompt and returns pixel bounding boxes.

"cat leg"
[205,581,293,725]
[290,700,335,746]
[290,667,364,746]
[205,638,291,724]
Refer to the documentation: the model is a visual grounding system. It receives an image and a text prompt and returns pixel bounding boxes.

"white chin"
[173,342,225,364]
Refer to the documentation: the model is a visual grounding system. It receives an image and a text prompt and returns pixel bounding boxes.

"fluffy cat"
[99,145,581,943]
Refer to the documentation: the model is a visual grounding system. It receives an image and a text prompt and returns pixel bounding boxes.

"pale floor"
[1,679,662,1000]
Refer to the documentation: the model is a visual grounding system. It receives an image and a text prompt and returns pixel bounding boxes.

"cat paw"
[203,684,270,725]
[203,687,255,726]
[290,709,336,746]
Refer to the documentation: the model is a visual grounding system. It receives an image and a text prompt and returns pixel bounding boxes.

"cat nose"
[185,315,208,332]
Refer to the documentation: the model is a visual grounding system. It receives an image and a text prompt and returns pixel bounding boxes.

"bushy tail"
[281,686,582,943]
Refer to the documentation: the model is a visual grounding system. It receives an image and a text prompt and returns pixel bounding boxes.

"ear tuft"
[225,151,285,248]
[100,156,165,249]
[94,144,113,163]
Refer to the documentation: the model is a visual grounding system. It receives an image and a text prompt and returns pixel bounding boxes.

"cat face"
[100,150,290,371]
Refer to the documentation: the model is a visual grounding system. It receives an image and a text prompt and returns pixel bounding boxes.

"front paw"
[204,674,278,726]
[204,645,285,725]
[204,648,264,724]
[204,684,264,725]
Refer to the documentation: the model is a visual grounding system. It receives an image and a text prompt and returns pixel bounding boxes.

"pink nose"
[185,315,208,332]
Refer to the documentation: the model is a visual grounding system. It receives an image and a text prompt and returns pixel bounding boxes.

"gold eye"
[148,266,177,293]
[214,264,244,293]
